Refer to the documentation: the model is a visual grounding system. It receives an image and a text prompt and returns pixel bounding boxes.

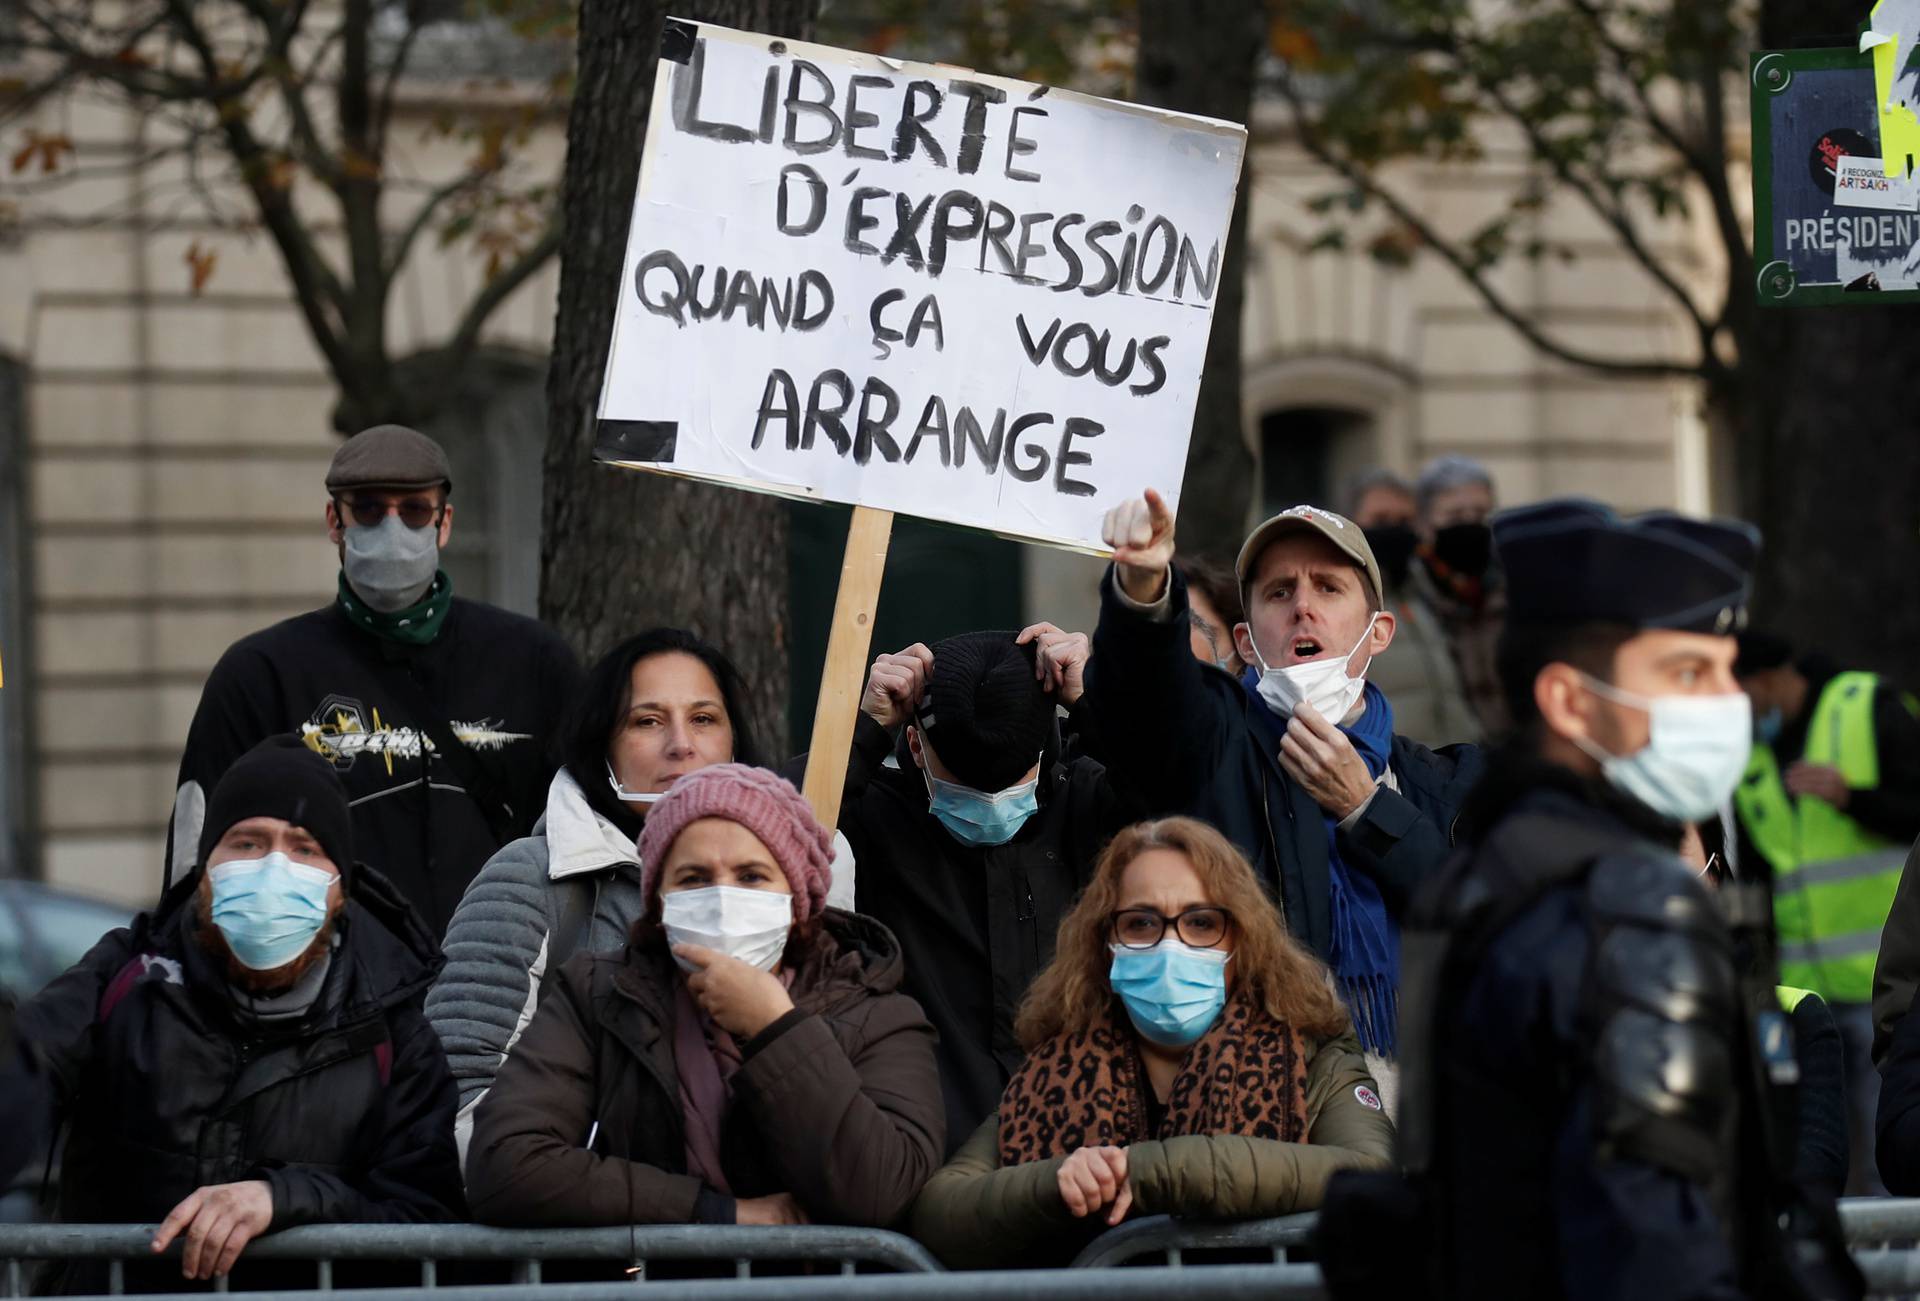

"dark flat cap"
[1493,497,1758,635]
[914,631,1053,792]
[326,424,453,493]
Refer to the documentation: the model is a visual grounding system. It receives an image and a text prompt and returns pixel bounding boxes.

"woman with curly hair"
[910,816,1394,1268]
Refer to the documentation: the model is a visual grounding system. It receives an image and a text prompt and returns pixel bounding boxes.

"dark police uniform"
[1318,500,1859,1301]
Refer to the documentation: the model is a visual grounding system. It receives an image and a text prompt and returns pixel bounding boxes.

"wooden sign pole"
[801,505,895,829]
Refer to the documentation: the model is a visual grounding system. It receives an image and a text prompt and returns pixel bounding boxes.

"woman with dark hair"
[466,765,943,1228]
[427,629,853,1160]
[909,817,1394,1269]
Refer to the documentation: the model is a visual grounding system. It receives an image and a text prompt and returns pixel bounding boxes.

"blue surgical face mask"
[207,852,335,970]
[1571,674,1752,823]
[1108,939,1232,1049]
[1756,706,1784,747]
[923,761,1041,847]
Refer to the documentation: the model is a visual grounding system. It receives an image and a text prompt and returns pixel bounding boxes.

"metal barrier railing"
[60,1265,1330,1300]
[0,1222,940,1295]
[9,1200,1920,1297]
[1069,1212,1318,1269]
[1844,1198,1920,1245]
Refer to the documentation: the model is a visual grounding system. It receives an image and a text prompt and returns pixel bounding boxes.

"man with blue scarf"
[1089,490,1484,1084]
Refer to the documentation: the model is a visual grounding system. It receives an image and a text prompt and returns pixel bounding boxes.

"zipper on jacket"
[1011,863,1039,968]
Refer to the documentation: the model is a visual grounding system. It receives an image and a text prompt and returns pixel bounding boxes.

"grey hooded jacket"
[426,767,855,1161]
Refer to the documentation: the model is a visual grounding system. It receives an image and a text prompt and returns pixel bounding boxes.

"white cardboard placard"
[594,19,1247,553]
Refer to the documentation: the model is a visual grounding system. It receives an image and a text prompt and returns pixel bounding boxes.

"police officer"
[1320,499,1858,1300]
[1735,632,1920,1195]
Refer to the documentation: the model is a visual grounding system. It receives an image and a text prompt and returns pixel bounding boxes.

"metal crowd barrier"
[56,1269,1329,1300]
[0,1222,939,1295]
[12,1202,1920,1298]
[1069,1211,1318,1268]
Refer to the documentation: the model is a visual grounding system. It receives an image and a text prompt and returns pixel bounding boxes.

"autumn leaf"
[1270,18,1322,68]
[184,242,218,295]
[11,130,75,175]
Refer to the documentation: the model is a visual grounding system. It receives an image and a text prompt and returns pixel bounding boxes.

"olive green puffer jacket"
[909,1031,1393,1270]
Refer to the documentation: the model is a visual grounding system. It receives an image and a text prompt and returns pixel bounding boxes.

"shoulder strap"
[547,875,602,972]
[373,656,519,849]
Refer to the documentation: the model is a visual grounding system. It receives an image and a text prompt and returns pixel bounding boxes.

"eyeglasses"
[1109,906,1231,950]
[334,495,445,530]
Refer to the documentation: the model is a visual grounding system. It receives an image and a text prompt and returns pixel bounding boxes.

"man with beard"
[17,737,462,1291]
[1410,455,1509,739]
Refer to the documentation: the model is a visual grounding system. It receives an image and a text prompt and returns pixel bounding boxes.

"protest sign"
[1752,46,1920,303]
[594,20,1247,822]
[594,19,1247,553]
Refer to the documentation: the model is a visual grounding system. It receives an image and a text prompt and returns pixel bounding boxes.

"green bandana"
[337,570,453,647]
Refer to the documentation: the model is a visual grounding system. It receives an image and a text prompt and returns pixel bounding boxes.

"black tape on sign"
[595,420,679,463]
[659,18,696,65]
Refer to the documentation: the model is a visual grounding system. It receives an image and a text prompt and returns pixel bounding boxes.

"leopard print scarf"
[997,989,1311,1166]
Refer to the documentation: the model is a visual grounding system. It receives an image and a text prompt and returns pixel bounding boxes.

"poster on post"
[1752,44,1920,304]
[594,19,1248,552]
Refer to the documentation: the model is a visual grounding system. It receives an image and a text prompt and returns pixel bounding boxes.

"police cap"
[1492,497,1758,635]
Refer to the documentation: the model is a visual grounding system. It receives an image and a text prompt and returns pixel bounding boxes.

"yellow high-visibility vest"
[1736,671,1909,1003]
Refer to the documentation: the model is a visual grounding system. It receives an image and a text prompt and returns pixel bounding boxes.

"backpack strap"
[97,956,152,1025]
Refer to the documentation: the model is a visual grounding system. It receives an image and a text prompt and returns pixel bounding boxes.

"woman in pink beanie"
[467,764,945,1236]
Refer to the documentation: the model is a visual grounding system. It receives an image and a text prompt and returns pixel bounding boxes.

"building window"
[425,352,546,617]
[1259,405,1377,514]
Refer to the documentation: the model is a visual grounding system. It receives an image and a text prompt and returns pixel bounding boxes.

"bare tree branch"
[435,220,561,373]
[1272,72,1707,382]
[162,0,356,382]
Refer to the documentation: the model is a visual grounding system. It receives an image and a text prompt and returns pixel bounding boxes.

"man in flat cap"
[1091,489,1483,1098]
[844,626,1136,1151]
[1319,499,1857,1300]
[165,425,582,939]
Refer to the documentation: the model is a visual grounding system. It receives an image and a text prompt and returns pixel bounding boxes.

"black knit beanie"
[915,631,1053,792]
[196,736,355,881]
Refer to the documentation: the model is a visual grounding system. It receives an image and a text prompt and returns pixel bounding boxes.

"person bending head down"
[465,764,944,1231]
[909,817,1395,1270]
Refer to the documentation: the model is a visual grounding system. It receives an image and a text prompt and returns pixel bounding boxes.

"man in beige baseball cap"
[1081,486,1485,1089]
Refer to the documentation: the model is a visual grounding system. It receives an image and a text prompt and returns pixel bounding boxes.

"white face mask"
[1569,675,1752,823]
[661,885,793,972]
[1248,614,1380,723]
[608,760,666,807]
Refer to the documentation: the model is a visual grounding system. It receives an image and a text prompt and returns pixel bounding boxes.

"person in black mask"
[1349,470,1479,748]
[1411,455,1509,739]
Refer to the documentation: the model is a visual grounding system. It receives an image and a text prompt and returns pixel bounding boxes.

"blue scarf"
[1241,674,1401,1057]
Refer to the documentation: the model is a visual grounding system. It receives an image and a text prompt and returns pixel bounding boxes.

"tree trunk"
[1133,0,1265,561]
[540,0,818,741]
[1741,0,1920,686]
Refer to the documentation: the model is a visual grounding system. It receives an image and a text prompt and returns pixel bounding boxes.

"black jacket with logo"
[15,866,463,1292]
[166,597,581,938]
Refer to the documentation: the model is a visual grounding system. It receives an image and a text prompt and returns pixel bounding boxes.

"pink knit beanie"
[637,764,834,923]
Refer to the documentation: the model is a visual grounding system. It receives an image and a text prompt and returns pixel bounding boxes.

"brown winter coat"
[465,909,944,1228]
[909,1031,1393,1269]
